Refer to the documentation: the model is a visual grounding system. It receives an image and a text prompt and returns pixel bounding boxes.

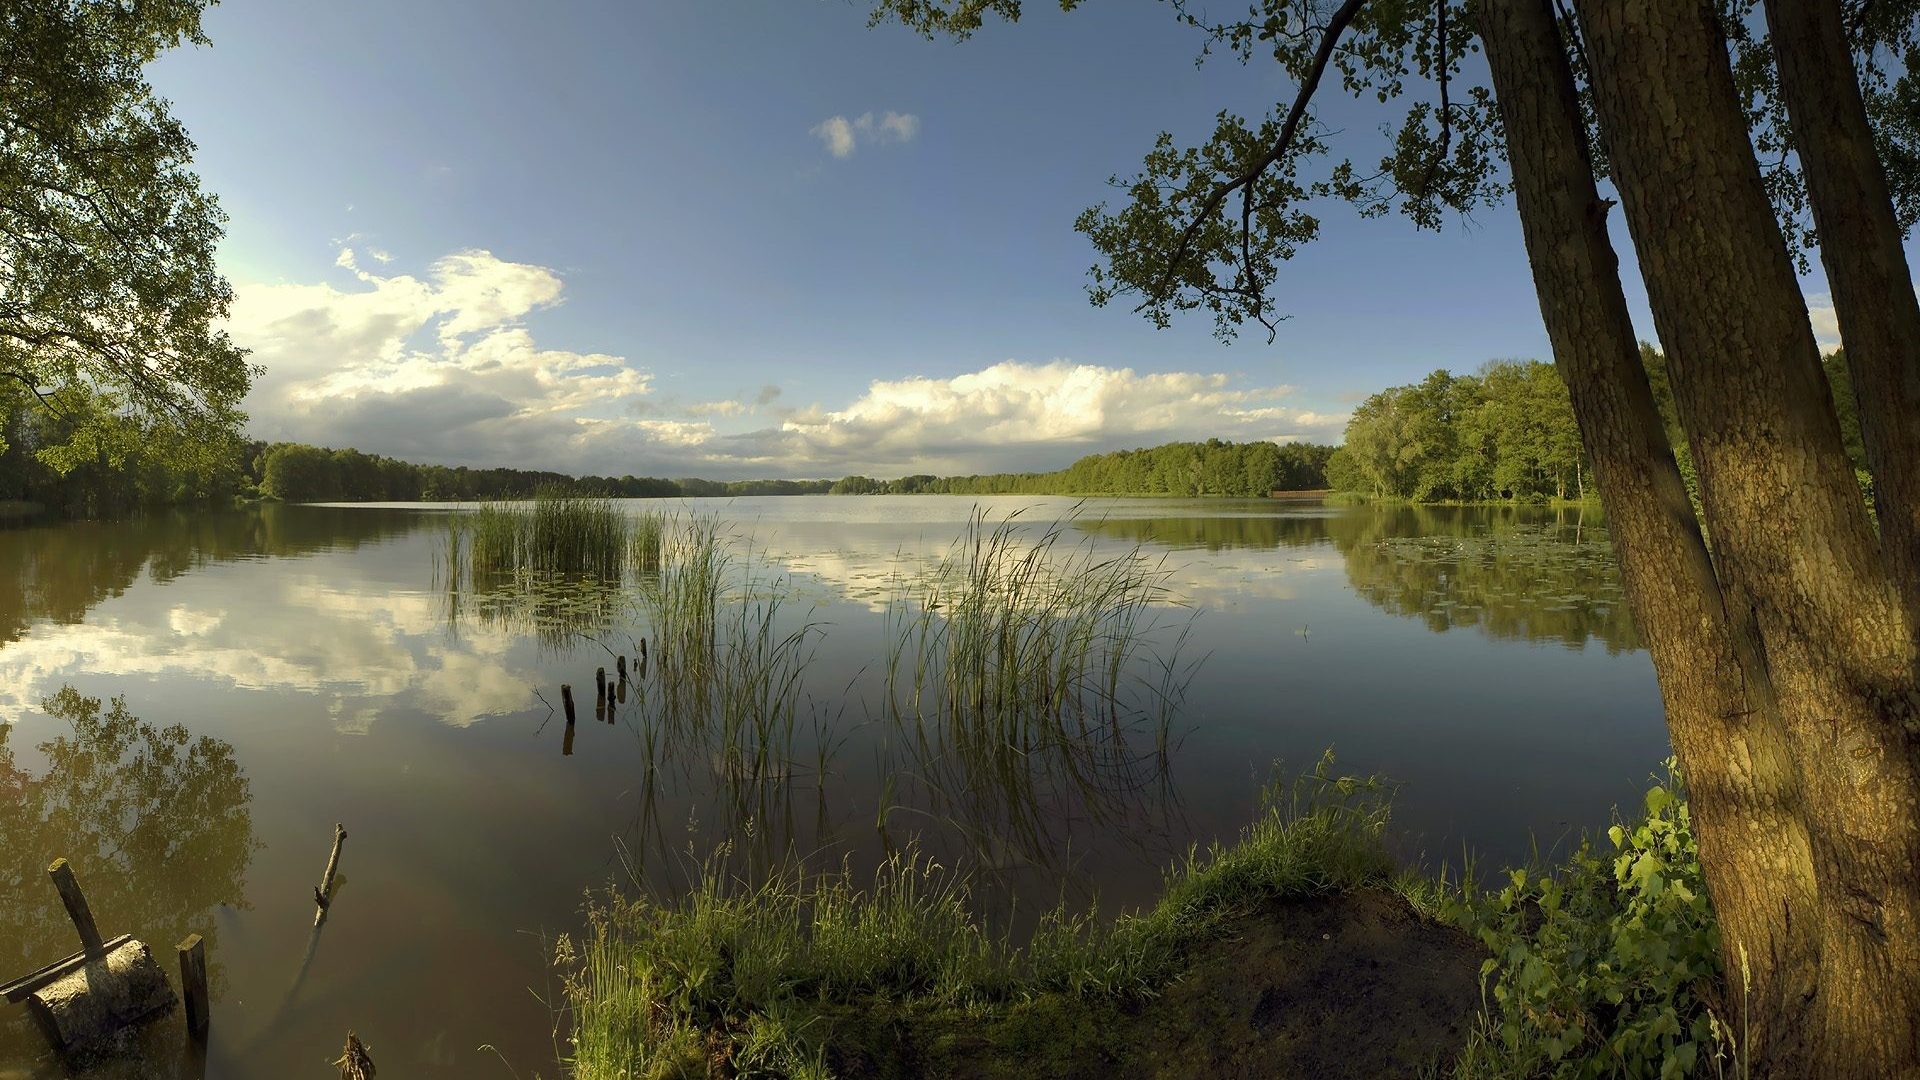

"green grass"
[560,757,1737,1080]
[558,753,1403,1079]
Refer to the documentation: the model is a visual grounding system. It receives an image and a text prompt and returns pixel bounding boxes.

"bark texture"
[1573,2,1920,1074]
[1476,2,1819,1069]
[1765,0,1920,640]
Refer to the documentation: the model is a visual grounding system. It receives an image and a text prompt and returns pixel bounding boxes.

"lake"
[0,496,1669,1077]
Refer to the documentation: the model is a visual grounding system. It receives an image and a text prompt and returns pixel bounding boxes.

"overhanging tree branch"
[1141,0,1370,314]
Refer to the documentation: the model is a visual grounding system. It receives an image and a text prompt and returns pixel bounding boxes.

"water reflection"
[1077,504,1637,651]
[0,688,255,1070]
[0,507,421,648]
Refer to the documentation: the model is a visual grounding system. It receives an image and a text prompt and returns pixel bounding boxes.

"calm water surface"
[0,496,1667,1077]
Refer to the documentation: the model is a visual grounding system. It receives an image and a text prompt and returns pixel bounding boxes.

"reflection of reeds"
[622,515,827,876]
[438,493,670,656]
[880,509,1195,873]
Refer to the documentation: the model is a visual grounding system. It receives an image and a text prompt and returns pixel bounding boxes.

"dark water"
[0,497,1668,1077]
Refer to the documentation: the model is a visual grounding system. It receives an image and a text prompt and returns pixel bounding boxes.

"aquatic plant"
[618,515,829,876]
[878,509,1194,873]
[453,488,632,581]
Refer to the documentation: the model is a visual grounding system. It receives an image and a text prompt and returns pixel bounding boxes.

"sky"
[146,0,1852,480]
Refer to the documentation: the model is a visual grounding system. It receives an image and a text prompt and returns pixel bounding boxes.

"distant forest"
[0,412,831,514]
[827,440,1335,498]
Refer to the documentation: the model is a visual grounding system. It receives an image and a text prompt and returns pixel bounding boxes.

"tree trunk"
[1573,2,1920,1074]
[1477,2,1821,1070]
[1764,0,1920,640]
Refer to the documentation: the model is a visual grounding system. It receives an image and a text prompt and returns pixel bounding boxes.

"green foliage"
[561,753,1401,1079]
[1332,362,1590,502]
[258,441,686,503]
[1723,0,1920,267]
[1,0,253,473]
[0,382,247,514]
[832,438,1334,497]
[1450,765,1734,1080]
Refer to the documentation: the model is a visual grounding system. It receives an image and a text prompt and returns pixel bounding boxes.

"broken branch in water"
[314,824,346,928]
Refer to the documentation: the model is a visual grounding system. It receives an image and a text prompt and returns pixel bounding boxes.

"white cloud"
[228,248,659,470]
[811,110,919,158]
[767,360,1343,476]
[811,116,857,158]
[225,248,1339,479]
[1806,292,1843,348]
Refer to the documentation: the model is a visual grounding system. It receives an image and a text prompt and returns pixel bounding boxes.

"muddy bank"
[816,889,1484,1080]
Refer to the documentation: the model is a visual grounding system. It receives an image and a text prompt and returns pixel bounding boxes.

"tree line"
[828,439,1334,497]
[1325,351,1869,504]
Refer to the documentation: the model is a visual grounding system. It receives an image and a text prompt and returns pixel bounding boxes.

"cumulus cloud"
[225,248,1338,479]
[764,360,1342,476]
[810,110,919,158]
[1805,292,1843,348]
[228,248,656,469]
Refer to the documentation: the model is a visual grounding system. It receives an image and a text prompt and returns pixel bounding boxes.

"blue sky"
[148,0,1844,479]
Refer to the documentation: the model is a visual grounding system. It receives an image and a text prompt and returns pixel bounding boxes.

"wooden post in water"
[616,654,627,681]
[595,666,606,702]
[561,684,576,723]
[177,935,208,1040]
[48,860,104,959]
[313,824,346,928]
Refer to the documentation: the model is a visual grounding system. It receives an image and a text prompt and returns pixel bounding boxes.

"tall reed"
[458,488,632,581]
[879,509,1194,869]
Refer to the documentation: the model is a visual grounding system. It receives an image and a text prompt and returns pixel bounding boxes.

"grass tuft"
[559,752,1399,1079]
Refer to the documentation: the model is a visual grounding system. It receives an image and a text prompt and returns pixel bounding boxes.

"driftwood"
[334,1031,376,1078]
[1,933,132,1003]
[9,859,175,1051]
[314,824,346,928]
[24,939,175,1051]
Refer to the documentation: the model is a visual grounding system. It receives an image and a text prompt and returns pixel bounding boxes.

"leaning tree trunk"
[1476,2,1820,1070]
[1573,2,1920,1075]
[1763,0,1920,641]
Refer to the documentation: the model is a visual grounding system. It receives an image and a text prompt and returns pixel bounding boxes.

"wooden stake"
[47,859,103,958]
[562,720,575,756]
[595,666,606,701]
[561,684,576,723]
[177,934,208,1040]
[313,824,346,928]
[616,655,627,681]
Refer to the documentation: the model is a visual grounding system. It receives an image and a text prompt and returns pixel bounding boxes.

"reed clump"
[883,508,1187,734]
[877,510,1193,869]
[458,488,632,580]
